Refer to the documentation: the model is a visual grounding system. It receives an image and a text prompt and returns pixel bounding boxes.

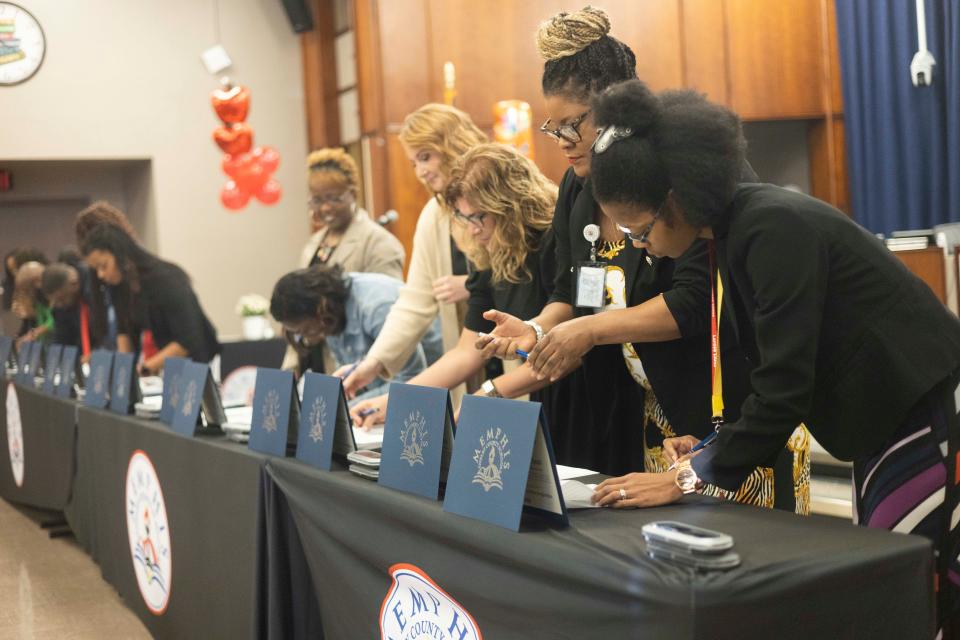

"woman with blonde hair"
[350,143,558,425]
[335,103,488,398]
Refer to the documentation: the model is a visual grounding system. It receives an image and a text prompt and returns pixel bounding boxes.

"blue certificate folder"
[41,344,63,394]
[296,372,356,470]
[443,396,568,532]
[0,336,12,379]
[17,341,42,385]
[84,350,114,408]
[56,346,79,398]
[378,383,454,500]
[170,361,228,436]
[109,352,137,414]
[248,368,300,457]
[159,357,188,425]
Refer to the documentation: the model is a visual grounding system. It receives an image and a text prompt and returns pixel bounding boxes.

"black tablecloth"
[260,458,934,640]
[66,407,266,639]
[0,383,77,511]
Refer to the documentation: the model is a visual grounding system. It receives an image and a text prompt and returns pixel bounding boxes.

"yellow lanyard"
[709,243,724,424]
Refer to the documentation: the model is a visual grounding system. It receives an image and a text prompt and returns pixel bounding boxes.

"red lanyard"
[708,241,724,426]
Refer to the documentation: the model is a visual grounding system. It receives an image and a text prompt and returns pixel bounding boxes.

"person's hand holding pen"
[332,357,384,399]
[663,432,717,470]
[350,394,387,430]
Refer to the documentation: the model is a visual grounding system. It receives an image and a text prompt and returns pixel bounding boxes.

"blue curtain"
[835,0,960,235]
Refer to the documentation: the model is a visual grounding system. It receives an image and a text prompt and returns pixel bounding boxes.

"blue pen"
[477,332,529,360]
[358,407,379,418]
[667,430,719,471]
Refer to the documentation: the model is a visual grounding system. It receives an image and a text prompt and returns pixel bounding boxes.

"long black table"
[260,457,934,639]
[0,389,938,639]
[0,382,77,511]
[66,406,267,639]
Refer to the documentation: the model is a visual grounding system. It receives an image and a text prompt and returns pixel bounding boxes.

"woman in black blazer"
[588,79,960,634]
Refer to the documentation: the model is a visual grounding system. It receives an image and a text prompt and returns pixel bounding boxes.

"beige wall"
[0,0,310,337]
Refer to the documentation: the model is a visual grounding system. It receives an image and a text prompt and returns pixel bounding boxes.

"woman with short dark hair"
[587,78,960,634]
[270,265,436,400]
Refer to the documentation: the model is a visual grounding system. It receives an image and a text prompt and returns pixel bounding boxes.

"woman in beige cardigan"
[335,104,487,401]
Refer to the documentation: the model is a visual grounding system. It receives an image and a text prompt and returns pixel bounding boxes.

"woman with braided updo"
[475,6,809,513]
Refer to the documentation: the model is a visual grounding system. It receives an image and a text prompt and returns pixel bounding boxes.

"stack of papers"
[556,465,601,509]
[134,395,163,419]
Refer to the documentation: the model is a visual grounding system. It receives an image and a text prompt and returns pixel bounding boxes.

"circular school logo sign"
[125,450,172,615]
[6,382,24,487]
[380,564,482,640]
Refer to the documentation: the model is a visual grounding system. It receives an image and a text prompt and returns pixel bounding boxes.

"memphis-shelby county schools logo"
[93,366,106,394]
[472,428,510,492]
[181,380,198,417]
[262,389,281,432]
[115,367,127,399]
[308,395,326,443]
[125,450,172,615]
[400,410,428,467]
[6,382,24,488]
[380,564,482,640]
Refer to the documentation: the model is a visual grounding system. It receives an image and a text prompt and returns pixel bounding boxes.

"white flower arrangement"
[235,294,270,317]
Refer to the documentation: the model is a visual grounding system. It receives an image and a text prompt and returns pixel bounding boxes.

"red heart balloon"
[211,85,250,124]
[234,159,267,192]
[255,179,282,205]
[256,146,281,174]
[213,123,253,155]
[222,152,255,179]
[220,180,250,211]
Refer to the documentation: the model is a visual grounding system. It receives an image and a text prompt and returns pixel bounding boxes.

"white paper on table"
[353,425,383,450]
[561,480,600,509]
[556,464,600,480]
[224,405,254,426]
[138,395,163,409]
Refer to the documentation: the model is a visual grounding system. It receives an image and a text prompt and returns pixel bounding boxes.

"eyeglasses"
[618,198,667,245]
[308,192,353,210]
[539,110,591,144]
[452,209,488,230]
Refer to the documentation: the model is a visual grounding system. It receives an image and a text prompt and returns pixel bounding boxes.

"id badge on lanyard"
[575,223,606,310]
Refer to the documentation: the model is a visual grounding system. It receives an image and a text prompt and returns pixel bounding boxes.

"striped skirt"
[853,372,960,638]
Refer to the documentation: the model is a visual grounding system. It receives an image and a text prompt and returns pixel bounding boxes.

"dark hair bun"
[592,79,660,136]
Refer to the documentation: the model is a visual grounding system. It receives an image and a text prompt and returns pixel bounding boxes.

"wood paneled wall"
[307,0,851,259]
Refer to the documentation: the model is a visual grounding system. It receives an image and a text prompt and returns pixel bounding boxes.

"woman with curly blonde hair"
[336,104,488,402]
[350,143,561,426]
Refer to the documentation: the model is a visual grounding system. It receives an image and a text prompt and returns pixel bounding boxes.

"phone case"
[646,542,741,570]
[348,463,380,480]
[641,520,734,553]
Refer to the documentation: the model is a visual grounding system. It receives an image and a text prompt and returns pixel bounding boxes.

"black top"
[693,184,960,490]
[552,168,753,438]
[137,261,221,363]
[450,237,468,277]
[464,229,556,333]
[52,264,94,348]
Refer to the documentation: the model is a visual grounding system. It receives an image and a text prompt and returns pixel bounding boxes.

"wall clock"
[0,2,45,86]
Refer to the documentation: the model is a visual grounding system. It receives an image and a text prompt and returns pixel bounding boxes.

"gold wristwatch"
[674,459,704,494]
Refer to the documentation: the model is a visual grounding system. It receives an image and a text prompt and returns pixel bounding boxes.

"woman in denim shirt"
[270,265,440,401]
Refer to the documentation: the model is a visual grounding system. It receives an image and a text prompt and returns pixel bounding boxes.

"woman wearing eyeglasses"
[334,104,489,402]
[473,6,809,512]
[349,143,559,426]
[299,148,404,276]
[587,78,960,634]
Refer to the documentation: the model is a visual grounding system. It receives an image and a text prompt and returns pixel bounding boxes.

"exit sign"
[0,170,11,192]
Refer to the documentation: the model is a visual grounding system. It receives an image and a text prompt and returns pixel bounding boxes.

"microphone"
[377,210,399,226]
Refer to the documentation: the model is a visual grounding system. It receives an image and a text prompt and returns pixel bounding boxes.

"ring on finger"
[619,488,627,501]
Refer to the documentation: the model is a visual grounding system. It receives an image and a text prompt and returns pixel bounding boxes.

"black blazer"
[139,261,221,363]
[693,184,960,490]
[551,168,752,438]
